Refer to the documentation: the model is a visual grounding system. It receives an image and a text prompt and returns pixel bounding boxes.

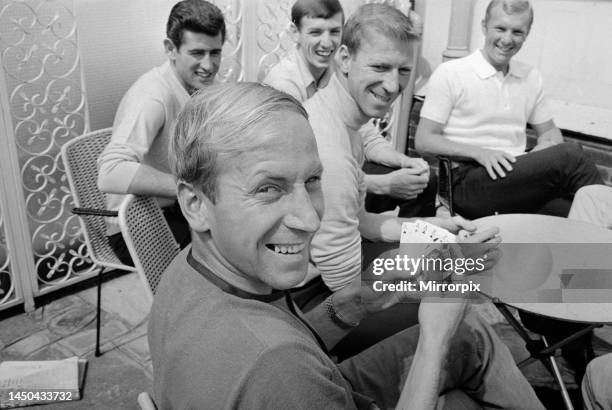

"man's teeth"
[315,50,332,57]
[272,244,305,254]
[371,91,389,102]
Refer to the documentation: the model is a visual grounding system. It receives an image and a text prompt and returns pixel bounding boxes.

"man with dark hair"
[98,0,225,264]
[149,81,544,409]
[415,0,602,219]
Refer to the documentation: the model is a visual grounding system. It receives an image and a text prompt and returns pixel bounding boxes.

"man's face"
[296,12,343,74]
[342,31,414,118]
[166,30,223,92]
[481,6,530,73]
[204,113,324,290]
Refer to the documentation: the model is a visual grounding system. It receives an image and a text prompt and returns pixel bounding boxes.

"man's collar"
[187,248,284,302]
[471,49,527,79]
[293,45,333,96]
[325,72,370,130]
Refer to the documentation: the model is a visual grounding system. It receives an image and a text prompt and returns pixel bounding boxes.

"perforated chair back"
[61,128,133,272]
[119,195,180,301]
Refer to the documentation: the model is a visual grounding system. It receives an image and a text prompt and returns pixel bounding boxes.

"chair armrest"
[72,207,118,217]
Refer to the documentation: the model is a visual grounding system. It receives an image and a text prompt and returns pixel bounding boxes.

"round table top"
[473,214,612,323]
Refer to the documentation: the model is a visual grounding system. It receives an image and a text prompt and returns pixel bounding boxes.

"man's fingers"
[484,163,497,180]
[491,160,507,178]
[499,156,514,172]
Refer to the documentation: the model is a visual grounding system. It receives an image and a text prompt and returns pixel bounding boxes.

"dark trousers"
[452,142,603,219]
[108,201,191,266]
[363,162,438,218]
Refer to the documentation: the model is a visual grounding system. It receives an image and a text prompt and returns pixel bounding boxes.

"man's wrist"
[326,291,365,328]
[364,173,390,195]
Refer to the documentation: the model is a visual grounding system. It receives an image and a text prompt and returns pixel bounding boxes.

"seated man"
[305,4,469,293]
[149,81,545,409]
[569,185,612,229]
[263,0,436,219]
[97,0,225,264]
[415,0,602,219]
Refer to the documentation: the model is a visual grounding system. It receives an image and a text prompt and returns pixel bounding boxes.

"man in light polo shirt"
[415,0,602,219]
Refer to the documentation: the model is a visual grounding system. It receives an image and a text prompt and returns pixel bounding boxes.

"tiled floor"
[0,272,152,409]
[2,273,612,409]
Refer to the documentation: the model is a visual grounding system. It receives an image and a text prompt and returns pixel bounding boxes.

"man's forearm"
[366,142,406,168]
[396,340,446,409]
[364,173,391,195]
[415,132,478,161]
[126,165,177,198]
[359,210,403,242]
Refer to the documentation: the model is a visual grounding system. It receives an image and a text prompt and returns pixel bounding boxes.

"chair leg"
[542,336,574,410]
[95,268,103,357]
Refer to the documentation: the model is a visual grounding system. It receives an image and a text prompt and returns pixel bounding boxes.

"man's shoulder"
[123,63,178,102]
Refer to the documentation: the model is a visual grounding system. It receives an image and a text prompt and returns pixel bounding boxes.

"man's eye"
[257,185,281,194]
[399,68,412,76]
[308,30,322,36]
[306,176,321,190]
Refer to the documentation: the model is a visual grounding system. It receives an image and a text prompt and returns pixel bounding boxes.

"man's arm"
[397,298,469,409]
[361,121,430,199]
[98,97,177,198]
[531,119,563,152]
[415,118,516,180]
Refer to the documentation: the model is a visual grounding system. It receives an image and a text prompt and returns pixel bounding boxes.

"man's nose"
[382,70,400,95]
[319,31,332,48]
[284,188,321,233]
[500,30,513,44]
[199,54,212,71]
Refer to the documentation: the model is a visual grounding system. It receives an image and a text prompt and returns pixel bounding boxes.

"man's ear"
[337,45,352,76]
[288,22,299,43]
[164,38,177,61]
[177,181,213,233]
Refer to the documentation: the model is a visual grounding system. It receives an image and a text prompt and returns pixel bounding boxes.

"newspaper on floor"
[0,356,87,408]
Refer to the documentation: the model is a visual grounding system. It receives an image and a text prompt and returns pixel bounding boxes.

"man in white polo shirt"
[415,0,602,219]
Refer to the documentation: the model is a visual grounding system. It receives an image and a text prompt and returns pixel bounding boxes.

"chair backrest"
[119,195,180,301]
[61,128,133,271]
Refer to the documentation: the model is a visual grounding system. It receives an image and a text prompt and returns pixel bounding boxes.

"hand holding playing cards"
[425,215,476,235]
[458,227,501,271]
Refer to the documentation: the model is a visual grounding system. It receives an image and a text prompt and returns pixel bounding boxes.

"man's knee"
[583,355,612,410]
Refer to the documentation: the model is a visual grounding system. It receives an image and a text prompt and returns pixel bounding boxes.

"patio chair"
[118,194,180,302]
[61,128,136,356]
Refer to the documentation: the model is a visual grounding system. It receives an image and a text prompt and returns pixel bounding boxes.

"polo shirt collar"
[293,45,333,96]
[472,49,527,79]
[326,73,370,130]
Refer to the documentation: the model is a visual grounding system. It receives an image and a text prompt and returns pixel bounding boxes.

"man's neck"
[190,234,272,295]
[333,70,370,127]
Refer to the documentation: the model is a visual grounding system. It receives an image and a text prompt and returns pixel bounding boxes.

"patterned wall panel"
[0,208,16,306]
[0,0,94,294]
[212,0,243,82]
[255,0,293,81]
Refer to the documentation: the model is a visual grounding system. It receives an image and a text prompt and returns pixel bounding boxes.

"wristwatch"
[325,296,360,329]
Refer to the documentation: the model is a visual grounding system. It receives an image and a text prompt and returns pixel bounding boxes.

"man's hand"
[386,168,430,199]
[473,147,516,180]
[424,215,476,234]
[457,227,501,271]
[399,156,429,174]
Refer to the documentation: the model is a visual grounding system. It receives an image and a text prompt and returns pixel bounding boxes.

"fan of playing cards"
[400,220,457,244]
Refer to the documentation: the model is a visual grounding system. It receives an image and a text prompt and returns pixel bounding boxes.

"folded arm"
[531,119,563,152]
[97,98,177,198]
